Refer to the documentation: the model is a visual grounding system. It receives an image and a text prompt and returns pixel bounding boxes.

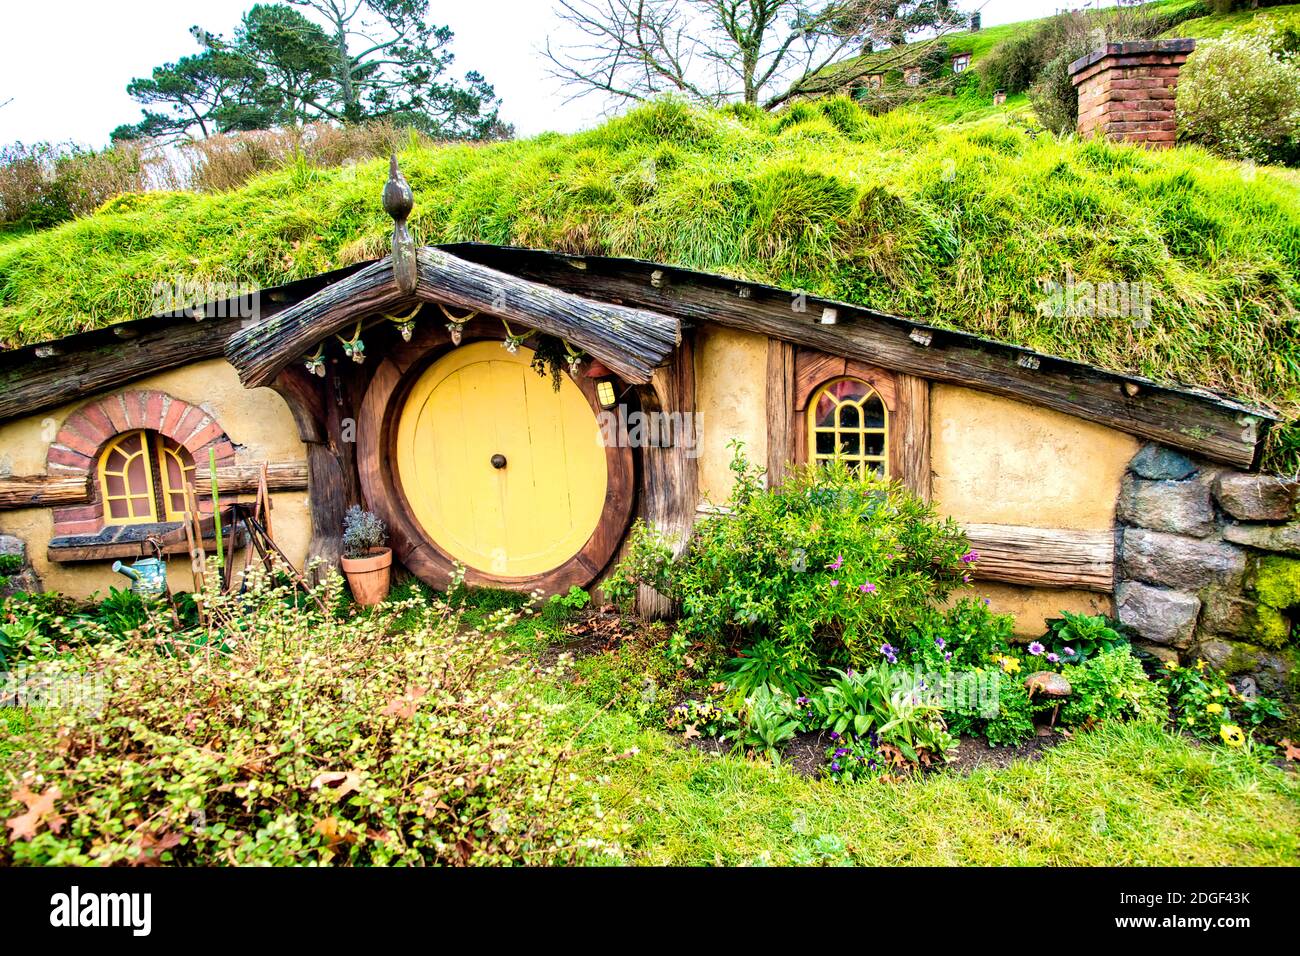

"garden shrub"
[1058,647,1168,727]
[1177,21,1300,164]
[0,571,610,866]
[945,671,1038,748]
[900,597,1016,671]
[612,450,972,671]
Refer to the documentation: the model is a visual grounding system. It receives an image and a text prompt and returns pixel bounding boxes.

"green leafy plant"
[601,519,676,613]
[1059,647,1167,727]
[0,572,614,866]
[341,505,387,559]
[609,449,972,672]
[902,598,1015,671]
[736,684,801,763]
[724,638,820,700]
[90,587,150,637]
[944,671,1037,747]
[1040,611,1131,665]
[1161,659,1284,748]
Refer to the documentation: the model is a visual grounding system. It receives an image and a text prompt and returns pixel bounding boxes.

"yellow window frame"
[97,429,159,525]
[155,437,195,522]
[807,377,889,477]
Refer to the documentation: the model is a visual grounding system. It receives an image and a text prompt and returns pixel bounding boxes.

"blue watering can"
[112,555,168,600]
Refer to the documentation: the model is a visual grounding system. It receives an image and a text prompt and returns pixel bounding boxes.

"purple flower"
[880,643,898,664]
[796,696,809,705]
[835,748,848,757]
[944,651,952,662]
[1046,653,1060,664]
[859,581,876,594]
[1063,646,1076,657]
[829,731,840,740]
[983,598,991,606]
[1028,641,1045,656]
[962,574,972,583]
[828,578,839,588]
[961,550,979,563]
[827,554,844,571]
[831,761,841,772]
[935,636,945,650]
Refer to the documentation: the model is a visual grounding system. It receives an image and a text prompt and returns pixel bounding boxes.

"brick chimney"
[1068,39,1195,148]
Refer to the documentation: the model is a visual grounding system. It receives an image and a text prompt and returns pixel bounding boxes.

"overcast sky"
[1,0,1079,147]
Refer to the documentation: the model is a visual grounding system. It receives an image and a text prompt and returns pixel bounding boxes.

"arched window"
[97,429,195,525]
[807,377,888,476]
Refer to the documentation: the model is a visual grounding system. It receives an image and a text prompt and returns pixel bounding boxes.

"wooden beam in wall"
[963,523,1115,593]
[765,339,795,486]
[0,474,88,509]
[446,245,1271,469]
[0,463,307,511]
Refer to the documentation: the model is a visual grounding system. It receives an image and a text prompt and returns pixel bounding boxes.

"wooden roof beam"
[226,249,681,388]
[446,245,1272,470]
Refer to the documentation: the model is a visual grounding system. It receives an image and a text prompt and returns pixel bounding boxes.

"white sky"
[0,0,1081,147]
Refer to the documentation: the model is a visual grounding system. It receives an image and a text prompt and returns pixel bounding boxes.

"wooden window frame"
[767,342,931,500]
[97,429,196,528]
[807,376,889,476]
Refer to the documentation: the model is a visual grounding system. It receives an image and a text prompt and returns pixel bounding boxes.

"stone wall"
[1115,443,1298,700]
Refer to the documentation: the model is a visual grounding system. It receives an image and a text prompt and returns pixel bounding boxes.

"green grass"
[2,85,1298,467]
[1165,2,1300,39]
[549,688,1300,865]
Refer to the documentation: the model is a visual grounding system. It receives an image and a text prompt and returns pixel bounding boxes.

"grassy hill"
[2,0,1299,471]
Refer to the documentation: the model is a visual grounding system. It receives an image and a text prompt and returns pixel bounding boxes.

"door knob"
[490,453,507,469]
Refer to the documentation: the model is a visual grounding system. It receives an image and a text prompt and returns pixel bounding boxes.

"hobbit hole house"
[0,159,1292,703]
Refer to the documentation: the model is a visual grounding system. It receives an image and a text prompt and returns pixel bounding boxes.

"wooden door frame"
[356,316,635,594]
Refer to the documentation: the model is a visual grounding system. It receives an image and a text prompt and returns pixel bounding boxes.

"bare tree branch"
[545,0,973,110]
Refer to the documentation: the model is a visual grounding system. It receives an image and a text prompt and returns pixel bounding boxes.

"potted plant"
[340,505,392,606]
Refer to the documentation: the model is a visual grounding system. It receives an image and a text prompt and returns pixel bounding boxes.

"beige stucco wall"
[930,384,1137,531]
[694,326,769,504]
[0,358,310,600]
[955,582,1114,638]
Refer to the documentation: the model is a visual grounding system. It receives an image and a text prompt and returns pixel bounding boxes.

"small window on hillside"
[904,67,922,87]
[867,73,882,90]
[952,54,970,74]
[98,430,195,525]
[807,377,888,477]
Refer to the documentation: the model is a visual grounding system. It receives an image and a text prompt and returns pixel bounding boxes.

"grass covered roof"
[0,97,1297,469]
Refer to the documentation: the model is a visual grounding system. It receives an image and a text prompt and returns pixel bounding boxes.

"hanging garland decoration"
[384,304,423,343]
[437,303,478,346]
[563,341,585,378]
[303,344,326,377]
[336,320,366,364]
[499,318,534,355]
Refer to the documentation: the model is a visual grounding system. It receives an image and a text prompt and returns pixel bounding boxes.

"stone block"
[1129,443,1197,480]
[1120,528,1247,590]
[1116,581,1200,647]
[1213,473,1297,521]
[1223,521,1300,555]
[1118,475,1215,536]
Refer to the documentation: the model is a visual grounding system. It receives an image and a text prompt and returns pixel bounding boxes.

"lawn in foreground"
[553,694,1300,866]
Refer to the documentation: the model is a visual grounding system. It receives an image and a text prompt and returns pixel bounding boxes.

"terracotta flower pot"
[340,546,392,607]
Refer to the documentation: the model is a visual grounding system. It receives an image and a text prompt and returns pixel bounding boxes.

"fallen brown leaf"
[5,784,65,842]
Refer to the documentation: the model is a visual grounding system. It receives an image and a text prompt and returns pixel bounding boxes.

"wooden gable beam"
[226,248,681,388]
[446,245,1272,470]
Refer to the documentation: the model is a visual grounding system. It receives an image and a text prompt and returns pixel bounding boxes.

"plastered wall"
[930,384,1137,531]
[0,359,311,600]
[693,326,769,504]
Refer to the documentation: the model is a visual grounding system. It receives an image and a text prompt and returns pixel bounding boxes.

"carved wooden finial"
[384,154,417,295]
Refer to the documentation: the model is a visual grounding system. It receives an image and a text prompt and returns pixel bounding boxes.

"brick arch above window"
[49,390,235,539]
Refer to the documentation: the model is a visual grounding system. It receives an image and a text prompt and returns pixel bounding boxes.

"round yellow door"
[395,341,608,579]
